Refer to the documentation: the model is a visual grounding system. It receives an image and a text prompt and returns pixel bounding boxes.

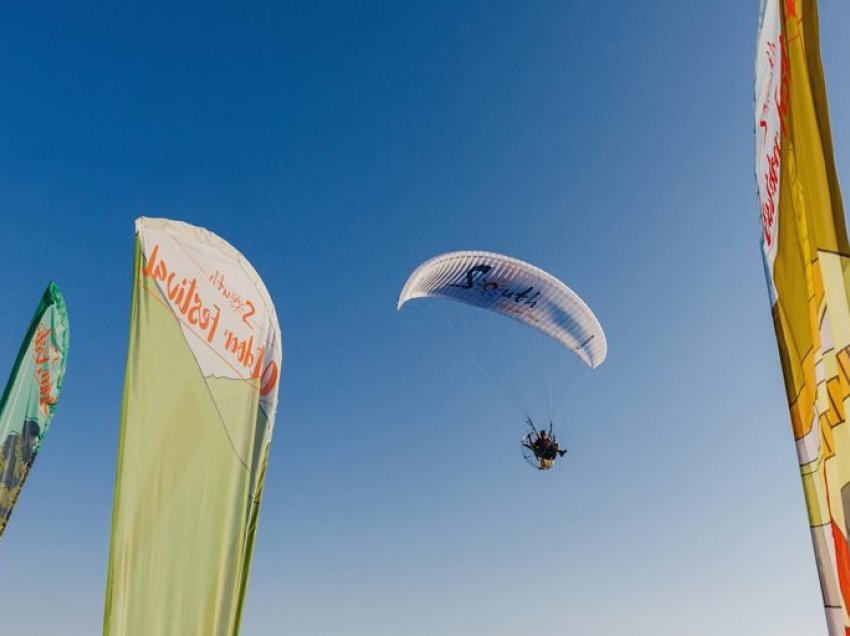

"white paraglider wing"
[398,251,607,369]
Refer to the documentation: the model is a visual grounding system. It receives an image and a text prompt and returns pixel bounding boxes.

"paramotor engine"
[521,419,564,471]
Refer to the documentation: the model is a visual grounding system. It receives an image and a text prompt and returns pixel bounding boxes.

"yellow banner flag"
[103,218,282,635]
[756,1,850,632]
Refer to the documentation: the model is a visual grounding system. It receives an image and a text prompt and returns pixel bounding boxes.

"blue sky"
[0,1,848,634]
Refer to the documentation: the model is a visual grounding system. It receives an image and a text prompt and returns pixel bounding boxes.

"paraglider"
[398,250,606,469]
[521,419,567,470]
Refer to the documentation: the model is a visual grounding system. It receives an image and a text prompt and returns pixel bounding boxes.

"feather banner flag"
[103,218,282,635]
[756,1,850,632]
[0,282,69,540]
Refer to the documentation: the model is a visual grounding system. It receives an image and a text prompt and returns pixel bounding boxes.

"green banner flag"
[103,218,282,635]
[0,282,69,539]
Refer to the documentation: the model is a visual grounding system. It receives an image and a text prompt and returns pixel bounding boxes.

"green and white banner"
[104,218,282,635]
[0,282,69,540]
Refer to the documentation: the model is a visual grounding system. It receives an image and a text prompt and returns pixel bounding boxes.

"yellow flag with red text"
[756,1,850,632]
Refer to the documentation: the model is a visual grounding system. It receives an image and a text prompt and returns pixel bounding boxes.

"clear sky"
[0,2,848,634]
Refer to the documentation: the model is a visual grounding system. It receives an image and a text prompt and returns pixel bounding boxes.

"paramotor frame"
[520,418,565,471]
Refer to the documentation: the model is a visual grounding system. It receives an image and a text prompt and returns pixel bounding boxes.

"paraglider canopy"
[398,250,607,368]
